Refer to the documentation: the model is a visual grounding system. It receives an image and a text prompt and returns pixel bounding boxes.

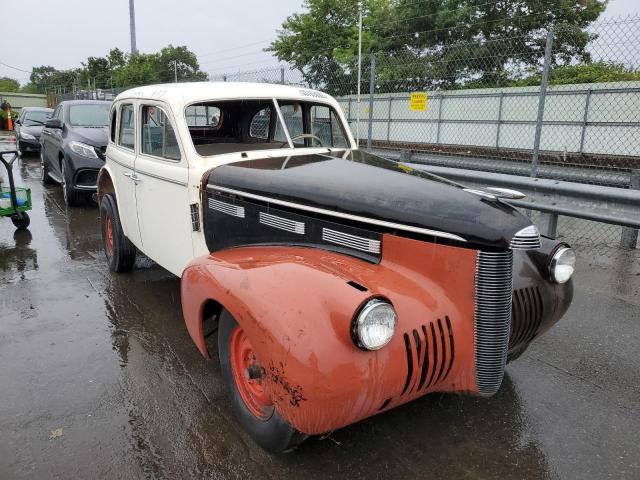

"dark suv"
[40,100,110,206]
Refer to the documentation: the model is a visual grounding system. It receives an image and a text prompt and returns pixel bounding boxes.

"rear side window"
[141,105,181,161]
[249,107,271,139]
[118,104,135,150]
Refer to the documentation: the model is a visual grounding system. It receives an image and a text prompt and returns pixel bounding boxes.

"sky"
[1,0,638,85]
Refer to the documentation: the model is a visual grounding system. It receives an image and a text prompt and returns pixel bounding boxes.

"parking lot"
[1,150,639,479]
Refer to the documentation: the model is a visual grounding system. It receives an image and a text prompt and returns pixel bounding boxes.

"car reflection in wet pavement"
[1,139,639,479]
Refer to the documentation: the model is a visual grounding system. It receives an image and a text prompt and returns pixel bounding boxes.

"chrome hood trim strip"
[207,185,466,242]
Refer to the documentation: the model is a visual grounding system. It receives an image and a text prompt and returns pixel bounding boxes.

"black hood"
[70,126,109,147]
[208,150,532,250]
[21,125,44,138]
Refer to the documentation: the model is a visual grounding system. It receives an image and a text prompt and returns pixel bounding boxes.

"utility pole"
[356,3,363,146]
[129,0,137,55]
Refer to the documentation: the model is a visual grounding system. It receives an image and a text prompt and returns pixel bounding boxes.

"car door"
[49,105,66,179]
[134,102,193,276]
[108,101,142,248]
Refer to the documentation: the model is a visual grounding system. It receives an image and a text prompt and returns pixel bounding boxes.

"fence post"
[530,26,554,178]
[367,53,376,150]
[436,94,444,144]
[579,89,592,154]
[496,92,504,148]
[280,67,285,85]
[387,96,392,142]
[620,169,640,249]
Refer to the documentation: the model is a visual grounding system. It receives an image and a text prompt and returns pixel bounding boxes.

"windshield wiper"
[25,119,45,125]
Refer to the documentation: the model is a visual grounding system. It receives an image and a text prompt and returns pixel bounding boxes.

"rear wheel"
[218,310,306,453]
[61,158,83,206]
[100,194,136,272]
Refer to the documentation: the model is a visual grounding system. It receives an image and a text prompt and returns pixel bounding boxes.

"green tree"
[156,45,208,83]
[270,0,609,92]
[0,77,20,92]
[506,61,640,87]
[113,53,160,87]
[268,0,391,94]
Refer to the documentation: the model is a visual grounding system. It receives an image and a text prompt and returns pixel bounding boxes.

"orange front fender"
[180,234,478,434]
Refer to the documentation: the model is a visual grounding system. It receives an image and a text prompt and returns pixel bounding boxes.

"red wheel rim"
[229,326,274,420]
[104,212,114,257]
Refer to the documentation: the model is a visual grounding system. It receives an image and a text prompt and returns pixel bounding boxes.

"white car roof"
[114,82,339,109]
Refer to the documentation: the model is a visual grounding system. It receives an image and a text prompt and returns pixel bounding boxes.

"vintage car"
[97,83,575,453]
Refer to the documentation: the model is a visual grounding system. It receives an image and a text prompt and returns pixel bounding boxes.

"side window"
[141,105,181,161]
[310,105,348,148]
[249,107,271,139]
[185,105,221,127]
[118,104,135,150]
[109,108,117,143]
[275,103,304,144]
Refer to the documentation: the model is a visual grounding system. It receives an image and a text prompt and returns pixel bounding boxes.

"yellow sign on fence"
[410,92,428,111]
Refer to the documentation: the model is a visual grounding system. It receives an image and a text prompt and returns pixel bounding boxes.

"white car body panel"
[104,82,357,277]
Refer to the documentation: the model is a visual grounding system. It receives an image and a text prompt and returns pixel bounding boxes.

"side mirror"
[15,119,21,125]
[46,118,63,129]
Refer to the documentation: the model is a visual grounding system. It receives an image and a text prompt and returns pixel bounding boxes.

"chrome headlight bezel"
[352,298,397,351]
[549,246,576,284]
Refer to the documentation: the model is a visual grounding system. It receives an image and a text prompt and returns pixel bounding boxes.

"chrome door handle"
[123,171,133,178]
[130,174,141,183]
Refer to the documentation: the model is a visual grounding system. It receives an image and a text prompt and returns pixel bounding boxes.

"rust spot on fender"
[269,362,307,407]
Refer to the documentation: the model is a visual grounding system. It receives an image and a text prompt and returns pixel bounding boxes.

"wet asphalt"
[1,150,639,480]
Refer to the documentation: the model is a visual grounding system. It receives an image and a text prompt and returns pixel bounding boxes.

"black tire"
[61,158,83,206]
[100,193,136,272]
[507,344,529,364]
[40,152,54,185]
[218,310,306,453]
[11,212,30,230]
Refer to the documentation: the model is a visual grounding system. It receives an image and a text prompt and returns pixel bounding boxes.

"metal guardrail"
[400,159,640,248]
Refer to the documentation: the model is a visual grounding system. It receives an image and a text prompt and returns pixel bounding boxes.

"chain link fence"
[54,15,640,254]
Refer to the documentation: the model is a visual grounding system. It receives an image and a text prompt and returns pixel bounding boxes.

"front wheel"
[99,194,136,272]
[218,310,306,453]
[41,152,54,185]
[61,158,83,206]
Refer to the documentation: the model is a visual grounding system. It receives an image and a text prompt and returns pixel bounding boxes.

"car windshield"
[185,98,350,156]
[68,104,110,127]
[23,110,52,126]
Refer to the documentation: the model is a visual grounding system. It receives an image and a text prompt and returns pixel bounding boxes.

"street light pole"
[129,0,137,54]
[356,4,363,147]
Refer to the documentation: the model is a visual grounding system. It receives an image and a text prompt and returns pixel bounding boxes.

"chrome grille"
[259,212,305,234]
[510,225,541,250]
[474,250,513,397]
[322,228,381,254]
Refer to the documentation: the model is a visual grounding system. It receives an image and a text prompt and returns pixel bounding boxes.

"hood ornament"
[463,187,526,200]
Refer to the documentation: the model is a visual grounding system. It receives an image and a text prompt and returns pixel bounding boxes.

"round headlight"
[550,247,576,283]
[353,299,397,351]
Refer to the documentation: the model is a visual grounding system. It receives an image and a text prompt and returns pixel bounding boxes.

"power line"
[376,11,549,42]
[199,50,271,67]
[198,39,273,58]
[372,1,513,30]
[207,58,286,74]
[0,60,32,74]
